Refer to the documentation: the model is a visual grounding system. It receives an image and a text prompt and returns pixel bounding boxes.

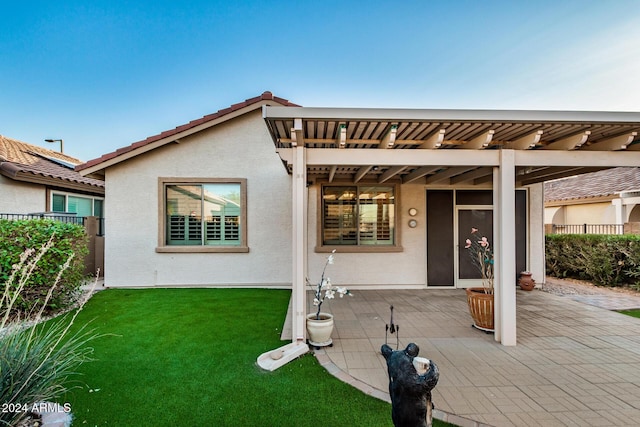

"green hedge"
[0,219,89,314]
[546,234,640,286]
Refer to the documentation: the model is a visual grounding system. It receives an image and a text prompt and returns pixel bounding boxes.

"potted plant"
[464,228,494,332]
[306,250,351,347]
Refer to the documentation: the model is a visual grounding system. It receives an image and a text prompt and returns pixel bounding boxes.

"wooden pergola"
[264,105,640,346]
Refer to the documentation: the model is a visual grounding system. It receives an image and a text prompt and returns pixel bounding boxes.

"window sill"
[315,245,403,253]
[156,246,249,253]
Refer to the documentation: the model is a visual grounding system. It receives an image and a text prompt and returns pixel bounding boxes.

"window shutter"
[52,194,65,212]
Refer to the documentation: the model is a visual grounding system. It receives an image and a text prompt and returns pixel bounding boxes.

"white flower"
[321,278,331,289]
[307,250,352,318]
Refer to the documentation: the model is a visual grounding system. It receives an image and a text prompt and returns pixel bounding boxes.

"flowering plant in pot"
[464,228,494,332]
[464,227,494,294]
[306,250,351,346]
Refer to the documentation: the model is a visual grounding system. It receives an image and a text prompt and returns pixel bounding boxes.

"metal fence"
[0,213,105,236]
[548,223,624,235]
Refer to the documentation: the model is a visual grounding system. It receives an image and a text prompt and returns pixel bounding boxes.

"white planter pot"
[306,312,334,347]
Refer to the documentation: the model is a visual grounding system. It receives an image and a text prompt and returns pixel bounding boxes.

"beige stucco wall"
[565,202,615,224]
[306,183,428,288]
[0,175,46,213]
[103,110,292,287]
[306,182,543,290]
[544,201,616,225]
[103,112,545,290]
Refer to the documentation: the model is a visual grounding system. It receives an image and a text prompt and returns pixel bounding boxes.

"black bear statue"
[381,343,439,427]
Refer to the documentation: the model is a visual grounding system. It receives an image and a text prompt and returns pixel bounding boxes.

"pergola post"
[494,149,517,345]
[291,145,308,343]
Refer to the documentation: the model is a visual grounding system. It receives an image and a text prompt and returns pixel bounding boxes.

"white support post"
[613,198,624,226]
[291,146,307,343]
[494,149,517,346]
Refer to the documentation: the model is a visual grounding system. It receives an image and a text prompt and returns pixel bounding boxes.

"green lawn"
[62,288,454,426]
[619,309,640,319]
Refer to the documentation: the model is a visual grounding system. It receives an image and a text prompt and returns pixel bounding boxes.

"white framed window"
[158,178,248,253]
[50,191,104,217]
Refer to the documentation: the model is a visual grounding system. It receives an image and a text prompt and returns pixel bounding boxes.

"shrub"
[546,234,640,286]
[0,219,88,316]
[1,240,96,426]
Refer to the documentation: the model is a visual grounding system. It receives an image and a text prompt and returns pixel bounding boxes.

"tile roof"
[76,91,299,172]
[0,135,104,190]
[544,167,640,202]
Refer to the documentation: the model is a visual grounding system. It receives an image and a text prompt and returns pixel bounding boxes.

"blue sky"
[2,0,640,161]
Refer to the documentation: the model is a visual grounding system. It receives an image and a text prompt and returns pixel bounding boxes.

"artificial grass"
[619,309,640,319]
[61,288,454,426]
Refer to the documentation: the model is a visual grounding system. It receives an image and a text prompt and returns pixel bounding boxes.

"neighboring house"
[0,135,105,216]
[544,167,640,233]
[77,92,640,346]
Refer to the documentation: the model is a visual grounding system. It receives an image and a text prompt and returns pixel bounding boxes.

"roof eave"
[544,194,617,206]
[78,94,298,176]
[0,166,105,195]
[264,106,640,123]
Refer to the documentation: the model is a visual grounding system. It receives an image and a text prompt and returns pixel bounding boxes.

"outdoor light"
[44,138,64,153]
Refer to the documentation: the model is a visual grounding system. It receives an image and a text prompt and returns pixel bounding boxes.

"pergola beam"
[291,118,304,147]
[403,166,441,183]
[503,130,543,150]
[418,129,446,149]
[582,132,637,151]
[354,166,373,183]
[460,130,495,149]
[378,166,407,183]
[514,150,640,167]
[517,166,583,182]
[424,166,475,184]
[379,124,398,149]
[306,148,499,166]
[521,167,609,186]
[328,165,338,182]
[542,131,590,150]
[449,167,493,184]
[337,123,347,148]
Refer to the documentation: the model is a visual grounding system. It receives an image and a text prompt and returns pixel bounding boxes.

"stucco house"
[0,135,104,216]
[544,167,640,234]
[77,92,640,346]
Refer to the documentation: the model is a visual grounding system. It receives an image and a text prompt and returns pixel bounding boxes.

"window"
[159,178,247,253]
[322,185,396,247]
[51,192,104,217]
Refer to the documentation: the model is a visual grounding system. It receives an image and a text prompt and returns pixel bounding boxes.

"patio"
[306,288,640,427]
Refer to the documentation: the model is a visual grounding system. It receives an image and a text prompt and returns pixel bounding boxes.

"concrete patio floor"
[309,288,640,427]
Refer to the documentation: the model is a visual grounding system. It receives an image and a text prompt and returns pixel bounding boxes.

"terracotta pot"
[465,287,494,332]
[306,312,334,347]
[518,272,535,291]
